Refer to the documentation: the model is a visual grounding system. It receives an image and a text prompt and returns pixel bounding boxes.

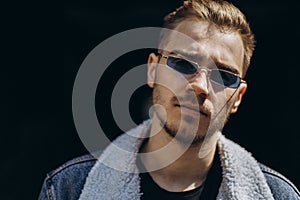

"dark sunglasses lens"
[210,70,240,88]
[167,57,197,74]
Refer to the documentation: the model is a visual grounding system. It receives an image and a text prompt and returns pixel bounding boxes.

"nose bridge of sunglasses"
[190,69,210,86]
[188,71,210,95]
[195,67,210,76]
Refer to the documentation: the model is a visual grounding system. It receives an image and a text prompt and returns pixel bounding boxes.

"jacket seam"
[47,155,97,179]
[46,174,54,200]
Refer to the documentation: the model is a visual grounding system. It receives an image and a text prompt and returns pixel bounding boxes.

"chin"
[163,118,209,145]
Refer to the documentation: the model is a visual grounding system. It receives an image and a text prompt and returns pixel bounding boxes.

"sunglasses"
[157,53,244,89]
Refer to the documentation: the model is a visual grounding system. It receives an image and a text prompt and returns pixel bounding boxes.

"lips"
[176,104,209,117]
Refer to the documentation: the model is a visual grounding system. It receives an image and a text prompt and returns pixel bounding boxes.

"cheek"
[208,88,227,113]
[155,67,189,94]
[153,84,175,106]
[212,89,237,116]
[152,85,179,122]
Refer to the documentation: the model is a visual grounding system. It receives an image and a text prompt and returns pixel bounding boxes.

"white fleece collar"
[79,120,274,200]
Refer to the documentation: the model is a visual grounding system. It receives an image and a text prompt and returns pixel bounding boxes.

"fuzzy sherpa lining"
[79,120,274,200]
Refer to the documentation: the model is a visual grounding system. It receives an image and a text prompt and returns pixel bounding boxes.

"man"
[39,0,300,199]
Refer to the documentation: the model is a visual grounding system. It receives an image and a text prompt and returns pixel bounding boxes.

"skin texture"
[141,19,247,192]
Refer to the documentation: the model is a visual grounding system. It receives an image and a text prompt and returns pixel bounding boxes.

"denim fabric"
[38,154,300,200]
[259,163,300,200]
[38,154,96,200]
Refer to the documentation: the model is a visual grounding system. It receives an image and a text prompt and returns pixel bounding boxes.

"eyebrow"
[170,49,240,75]
[213,61,240,75]
[170,50,200,61]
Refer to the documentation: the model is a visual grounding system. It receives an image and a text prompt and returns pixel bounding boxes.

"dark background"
[1,0,299,199]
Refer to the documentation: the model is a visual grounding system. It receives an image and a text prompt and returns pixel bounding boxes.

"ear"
[147,53,159,88]
[230,82,247,113]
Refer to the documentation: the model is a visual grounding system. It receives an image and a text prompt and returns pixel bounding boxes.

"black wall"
[2,1,299,199]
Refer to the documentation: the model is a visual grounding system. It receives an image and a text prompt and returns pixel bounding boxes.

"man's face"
[147,19,247,144]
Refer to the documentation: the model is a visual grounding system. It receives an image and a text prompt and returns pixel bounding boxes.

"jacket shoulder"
[259,163,300,199]
[47,153,97,177]
[39,153,98,200]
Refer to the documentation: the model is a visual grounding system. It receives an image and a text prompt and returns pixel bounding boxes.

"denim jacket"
[39,122,300,200]
[38,153,300,200]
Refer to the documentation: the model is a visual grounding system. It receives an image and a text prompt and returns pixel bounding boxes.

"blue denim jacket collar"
[79,120,274,200]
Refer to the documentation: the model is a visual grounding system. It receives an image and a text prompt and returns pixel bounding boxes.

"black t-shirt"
[139,151,222,200]
[140,171,204,200]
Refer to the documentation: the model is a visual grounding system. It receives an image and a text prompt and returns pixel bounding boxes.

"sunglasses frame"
[157,53,245,89]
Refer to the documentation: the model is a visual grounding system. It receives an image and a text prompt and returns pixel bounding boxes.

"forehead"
[161,19,244,74]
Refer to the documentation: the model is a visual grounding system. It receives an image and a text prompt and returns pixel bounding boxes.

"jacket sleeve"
[38,154,97,200]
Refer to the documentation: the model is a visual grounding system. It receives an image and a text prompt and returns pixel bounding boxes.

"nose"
[189,70,209,98]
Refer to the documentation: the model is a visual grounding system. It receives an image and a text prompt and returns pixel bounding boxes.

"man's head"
[147,0,254,145]
[160,0,255,76]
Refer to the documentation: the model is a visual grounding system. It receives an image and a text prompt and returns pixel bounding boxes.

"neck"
[140,116,218,192]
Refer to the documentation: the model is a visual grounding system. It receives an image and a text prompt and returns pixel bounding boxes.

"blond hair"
[161,0,255,77]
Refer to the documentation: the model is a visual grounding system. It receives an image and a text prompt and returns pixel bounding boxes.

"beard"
[162,118,206,145]
[160,108,227,146]
[152,84,232,146]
